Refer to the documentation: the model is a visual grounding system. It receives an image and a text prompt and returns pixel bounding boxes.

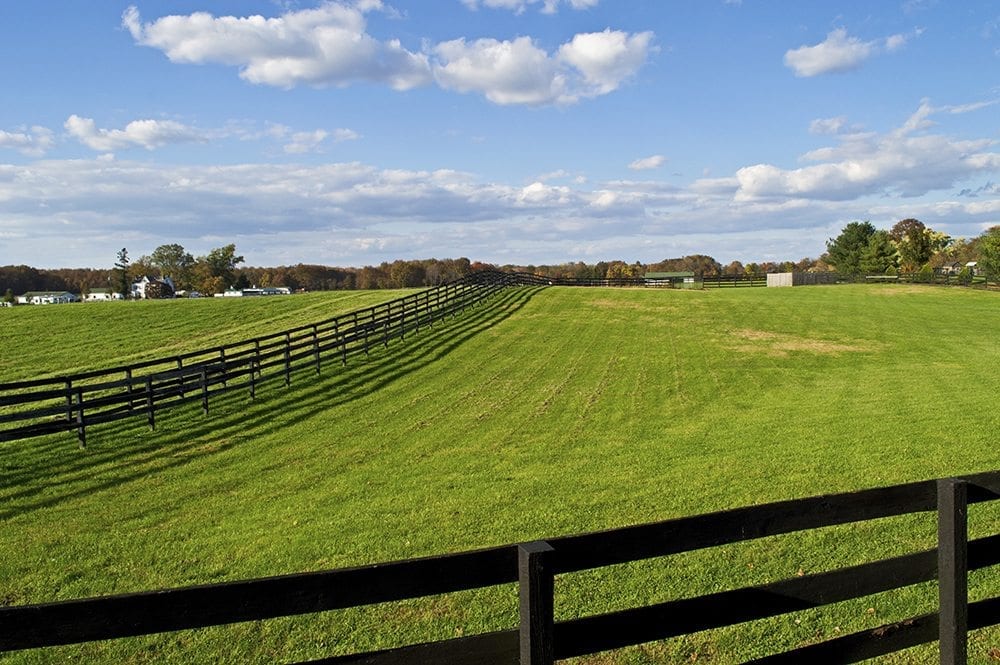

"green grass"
[2,284,1000,663]
[0,290,415,381]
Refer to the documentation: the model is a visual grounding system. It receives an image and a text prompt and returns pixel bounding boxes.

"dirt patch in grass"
[864,285,935,296]
[589,299,648,310]
[727,329,875,357]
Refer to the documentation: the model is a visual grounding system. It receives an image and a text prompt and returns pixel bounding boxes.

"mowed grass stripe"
[1,284,999,663]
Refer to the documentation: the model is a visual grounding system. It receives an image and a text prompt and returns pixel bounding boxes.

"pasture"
[2,283,999,663]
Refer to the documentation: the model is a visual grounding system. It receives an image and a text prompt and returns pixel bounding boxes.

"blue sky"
[1,0,998,269]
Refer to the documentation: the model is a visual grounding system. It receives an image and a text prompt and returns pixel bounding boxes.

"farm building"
[84,288,124,302]
[766,272,839,287]
[644,271,700,288]
[218,286,292,297]
[16,291,79,305]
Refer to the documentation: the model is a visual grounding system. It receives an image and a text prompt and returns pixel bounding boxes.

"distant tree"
[860,230,898,274]
[150,244,195,287]
[2,288,13,304]
[916,264,935,283]
[957,266,973,285]
[114,248,131,299]
[194,244,244,293]
[722,260,745,276]
[826,221,876,275]
[890,219,930,271]
[978,226,1000,280]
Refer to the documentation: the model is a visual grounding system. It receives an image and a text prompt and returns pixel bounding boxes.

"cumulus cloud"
[64,115,203,152]
[558,29,655,97]
[433,36,568,105]
[729,101,1000,201]
[124,4,653,106]
[783,28,911,77]
[433,29,654,105]
[123,3,432,90]
[0,126,54,157]
[628,154,666,170]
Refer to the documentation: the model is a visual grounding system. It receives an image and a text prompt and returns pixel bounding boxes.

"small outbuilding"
[644,272,701,289]
[766,272,839,287]
[16,291,79,305]
[84,288,124,302]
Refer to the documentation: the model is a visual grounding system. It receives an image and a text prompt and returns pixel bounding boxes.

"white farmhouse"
[16,291,79,305]
[131,276,176,299]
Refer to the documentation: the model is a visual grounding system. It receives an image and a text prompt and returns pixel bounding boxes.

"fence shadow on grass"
[0,287,543,520]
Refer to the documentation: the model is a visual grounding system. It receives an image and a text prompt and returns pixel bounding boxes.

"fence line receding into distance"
[0,270,540,446]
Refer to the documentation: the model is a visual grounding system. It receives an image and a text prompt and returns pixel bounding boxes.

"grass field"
[2,283,999,663]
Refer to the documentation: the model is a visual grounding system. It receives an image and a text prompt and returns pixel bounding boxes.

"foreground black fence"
[0,270,534,446]
[2,471,998,663]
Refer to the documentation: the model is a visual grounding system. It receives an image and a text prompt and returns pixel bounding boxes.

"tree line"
[825,219,1000,278]
[3,222,999,299]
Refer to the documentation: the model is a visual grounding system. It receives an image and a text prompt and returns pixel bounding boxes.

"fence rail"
[0,270,534,446]
[2,472,998,663]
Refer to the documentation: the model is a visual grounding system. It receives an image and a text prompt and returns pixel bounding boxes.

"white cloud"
[783,28,914,77]
[433,30,654,105]
[64,115,204,151]
[123,3,432,91]
[809,116,847,135]
[730,102,1000,201]
[433,36,567,105]
[557,29,656,96]
[125,4,652,106]
[628,154,666,170]
[282,127,360,154]
[1,141,997,269]
[461,0,599,14]
[0,126,54,157]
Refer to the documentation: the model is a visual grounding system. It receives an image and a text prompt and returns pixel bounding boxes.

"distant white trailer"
[766,272,838,287]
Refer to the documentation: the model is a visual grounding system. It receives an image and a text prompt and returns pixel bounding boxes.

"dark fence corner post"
[519,540,555,665]
[938,478,968,665]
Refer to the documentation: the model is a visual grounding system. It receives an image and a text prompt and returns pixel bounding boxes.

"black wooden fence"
[2,471,998,663]
[0,270,534,446]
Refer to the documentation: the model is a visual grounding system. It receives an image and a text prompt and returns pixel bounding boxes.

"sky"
[0,0,998,269]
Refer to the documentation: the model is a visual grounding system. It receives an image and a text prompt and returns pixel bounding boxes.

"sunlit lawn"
[2,283,999,663]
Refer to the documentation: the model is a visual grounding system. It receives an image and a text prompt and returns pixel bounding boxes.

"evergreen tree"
[114,248,130,299]
[826,221,876,275]
[860,230,898,274]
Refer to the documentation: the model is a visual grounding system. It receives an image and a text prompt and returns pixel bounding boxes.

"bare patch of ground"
[727,329,876,357]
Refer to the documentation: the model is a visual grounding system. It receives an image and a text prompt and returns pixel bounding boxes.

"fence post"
[284,333,291,387]
[518,540,555,665]
[125,368,134,411]
[249,357,257,400]
[312,324,321,374]
[219,348,227,388]
[938,478,968,665]
[200,367,209,415]
[74,387,85,449]
[176,358,185,397]
[64,379,73,423]
[145,376,155,430]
